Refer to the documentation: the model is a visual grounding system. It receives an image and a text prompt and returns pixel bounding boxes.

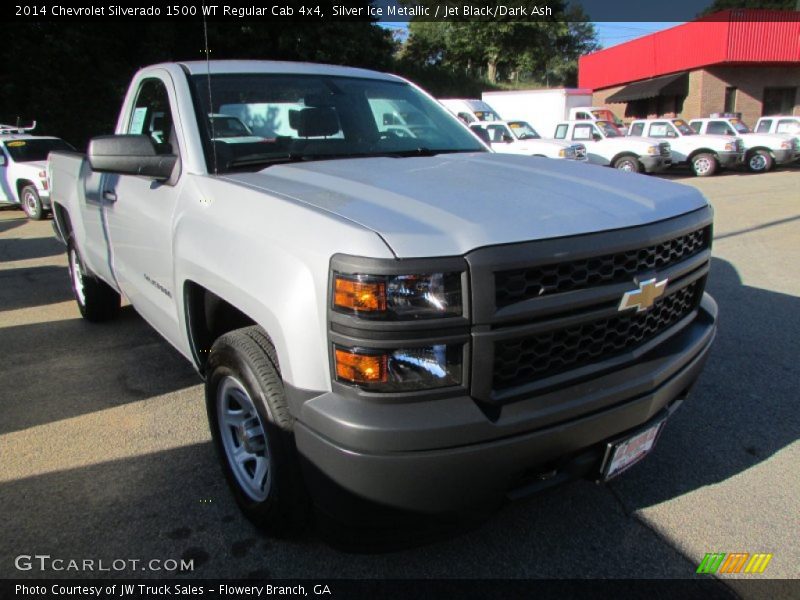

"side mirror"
[502,134,514,143]
[592,133,602,142]
[469,125,491,145]
[88,135,177,181]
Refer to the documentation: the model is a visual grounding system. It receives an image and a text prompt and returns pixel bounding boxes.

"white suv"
[628,118,743,177]
[1,125,74,219]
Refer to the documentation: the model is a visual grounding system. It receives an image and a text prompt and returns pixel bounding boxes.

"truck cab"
[0,123,74,219]
[554,120,671,173]
[439,98,502,124]
[755,115,800,137]
[470,120,587,161]
[688,115,799,173]
[628,118,743,177]
[569,106,627,134]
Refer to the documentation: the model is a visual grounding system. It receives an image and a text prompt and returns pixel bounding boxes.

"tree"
[401,1,598,88]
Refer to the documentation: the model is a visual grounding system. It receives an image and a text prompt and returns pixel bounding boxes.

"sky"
[379,21,685,52]
[594,22,684,49]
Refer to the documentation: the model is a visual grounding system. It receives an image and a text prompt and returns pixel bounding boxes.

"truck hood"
[14,160,47,172]
[223,153,708,258]
[686,134,737,148]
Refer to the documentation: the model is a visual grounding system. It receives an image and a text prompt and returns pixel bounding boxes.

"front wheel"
[206,326,308,534]
[692,153,718,177]
[613,156,642,173]
[21,185,44,220]
[67,242,120,322]
[746,149,773,173]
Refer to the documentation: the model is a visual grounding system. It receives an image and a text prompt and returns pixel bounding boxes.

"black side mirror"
[592,133,602,141]
[502,134,514,143]
[88,135,177,181]
[469,125,491,145]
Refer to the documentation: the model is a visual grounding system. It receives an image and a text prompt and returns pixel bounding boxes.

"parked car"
[554,120,671,173]
[754,115,800,136]
[470,120,587,161]
[688,115,799,173]
[48,60,717,534]
[439,98,502,124]
[0,123,74,219]
[627,118,744,177]
[482,89,626,138]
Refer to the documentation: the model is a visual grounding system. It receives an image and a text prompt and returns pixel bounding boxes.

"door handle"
[102,190,117,203]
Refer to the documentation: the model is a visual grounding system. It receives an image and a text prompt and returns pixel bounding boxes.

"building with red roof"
[579,10,800,126]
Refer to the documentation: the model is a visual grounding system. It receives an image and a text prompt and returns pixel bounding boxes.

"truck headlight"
[334,344,462,391]
[558,147,576,158]
[647,145,660,155]
[780,140,792,149]
[724,142,736,151]
[333,272,462,319]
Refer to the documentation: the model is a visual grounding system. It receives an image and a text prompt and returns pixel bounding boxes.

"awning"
[606,72,689,103]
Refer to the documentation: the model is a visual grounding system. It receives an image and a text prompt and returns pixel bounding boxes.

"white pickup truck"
[627,118,744,177]
[0,125,74,219]
[469,120,587,161]
[688,116,798,172]
[553,120,671,173]
[48,61,717,534]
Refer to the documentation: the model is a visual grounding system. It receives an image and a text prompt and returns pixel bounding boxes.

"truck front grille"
[492,280,701,391]
[495,226,709,308]
[659,142,671,156]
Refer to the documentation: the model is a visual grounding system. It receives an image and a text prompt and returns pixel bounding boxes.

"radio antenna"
[202,5,218,175]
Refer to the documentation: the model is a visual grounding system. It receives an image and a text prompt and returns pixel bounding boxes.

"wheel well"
[746,146,771,157]
[184,281,256,373]
[53,203,73,241]
[16,179,34,198]
[688,149,717,161]
[610,152,639,165]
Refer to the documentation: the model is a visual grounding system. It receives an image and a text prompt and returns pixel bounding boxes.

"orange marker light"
[335,349,388,384]
[334,277,386,312]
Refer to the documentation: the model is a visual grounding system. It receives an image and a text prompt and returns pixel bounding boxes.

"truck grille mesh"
[492,280,701,391]
[495,227,709,308]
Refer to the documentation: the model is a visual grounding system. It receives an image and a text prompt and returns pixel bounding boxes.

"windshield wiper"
[226,153,306,169]
[378,148,480,158]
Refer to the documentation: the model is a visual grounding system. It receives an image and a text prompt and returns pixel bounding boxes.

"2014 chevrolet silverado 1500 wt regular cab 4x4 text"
[48,61,717,534]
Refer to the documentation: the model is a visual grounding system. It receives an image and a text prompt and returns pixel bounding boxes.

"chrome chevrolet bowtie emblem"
[619,277,668,312]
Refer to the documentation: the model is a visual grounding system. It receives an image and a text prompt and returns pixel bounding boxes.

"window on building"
[724,87,737,113]
[762,87,796,116]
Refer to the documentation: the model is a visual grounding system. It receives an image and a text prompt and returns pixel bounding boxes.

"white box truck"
[482,89,625,138]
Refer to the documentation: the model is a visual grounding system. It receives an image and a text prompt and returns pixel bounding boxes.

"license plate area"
[601,419,666,481]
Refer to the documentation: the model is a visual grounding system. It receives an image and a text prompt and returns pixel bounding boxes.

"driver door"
[102,74,185,349]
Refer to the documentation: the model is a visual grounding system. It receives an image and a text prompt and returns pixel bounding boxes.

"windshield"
[595,121,622,138]
[210,115,253,138]
[729,118,751,134]
[591,109,623,127]
[671,119,696,135]
[4,138,74,162]
[507,121,540,140]
[190,74,485,172]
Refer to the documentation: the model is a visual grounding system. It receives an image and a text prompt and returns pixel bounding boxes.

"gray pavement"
[0,169,798,595]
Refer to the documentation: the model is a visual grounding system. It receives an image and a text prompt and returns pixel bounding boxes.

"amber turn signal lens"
[334,349,388,384]
[334,277,386,312]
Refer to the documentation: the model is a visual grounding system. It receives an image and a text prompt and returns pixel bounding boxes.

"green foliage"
[0,19,395,149]
[401,1,598,88]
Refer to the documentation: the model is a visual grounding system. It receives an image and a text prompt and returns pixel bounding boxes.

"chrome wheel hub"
[749,154,766,171]
[69,249,86,306]
[217,376,270,501]
[695,158,711,174]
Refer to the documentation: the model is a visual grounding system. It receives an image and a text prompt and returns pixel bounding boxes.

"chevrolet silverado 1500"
[48,61,717,533]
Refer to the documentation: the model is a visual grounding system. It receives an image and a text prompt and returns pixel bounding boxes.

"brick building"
[578,10,800,126]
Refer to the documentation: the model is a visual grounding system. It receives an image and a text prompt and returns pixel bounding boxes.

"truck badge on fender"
[619,277,668,312]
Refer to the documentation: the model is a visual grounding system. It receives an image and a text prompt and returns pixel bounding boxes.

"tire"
[67,241,120,322]
[613,156,642,173]
[206,325,308,534]
[692,153,718,177]
[746,149,773,173]
[21,185,44,220]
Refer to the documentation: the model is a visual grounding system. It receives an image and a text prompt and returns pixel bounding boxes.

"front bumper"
[640,155,672,173]
[296,293,717,515]
[718,151,744,168]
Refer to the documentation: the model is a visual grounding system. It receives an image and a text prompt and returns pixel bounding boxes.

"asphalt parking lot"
[0,169,798,596]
